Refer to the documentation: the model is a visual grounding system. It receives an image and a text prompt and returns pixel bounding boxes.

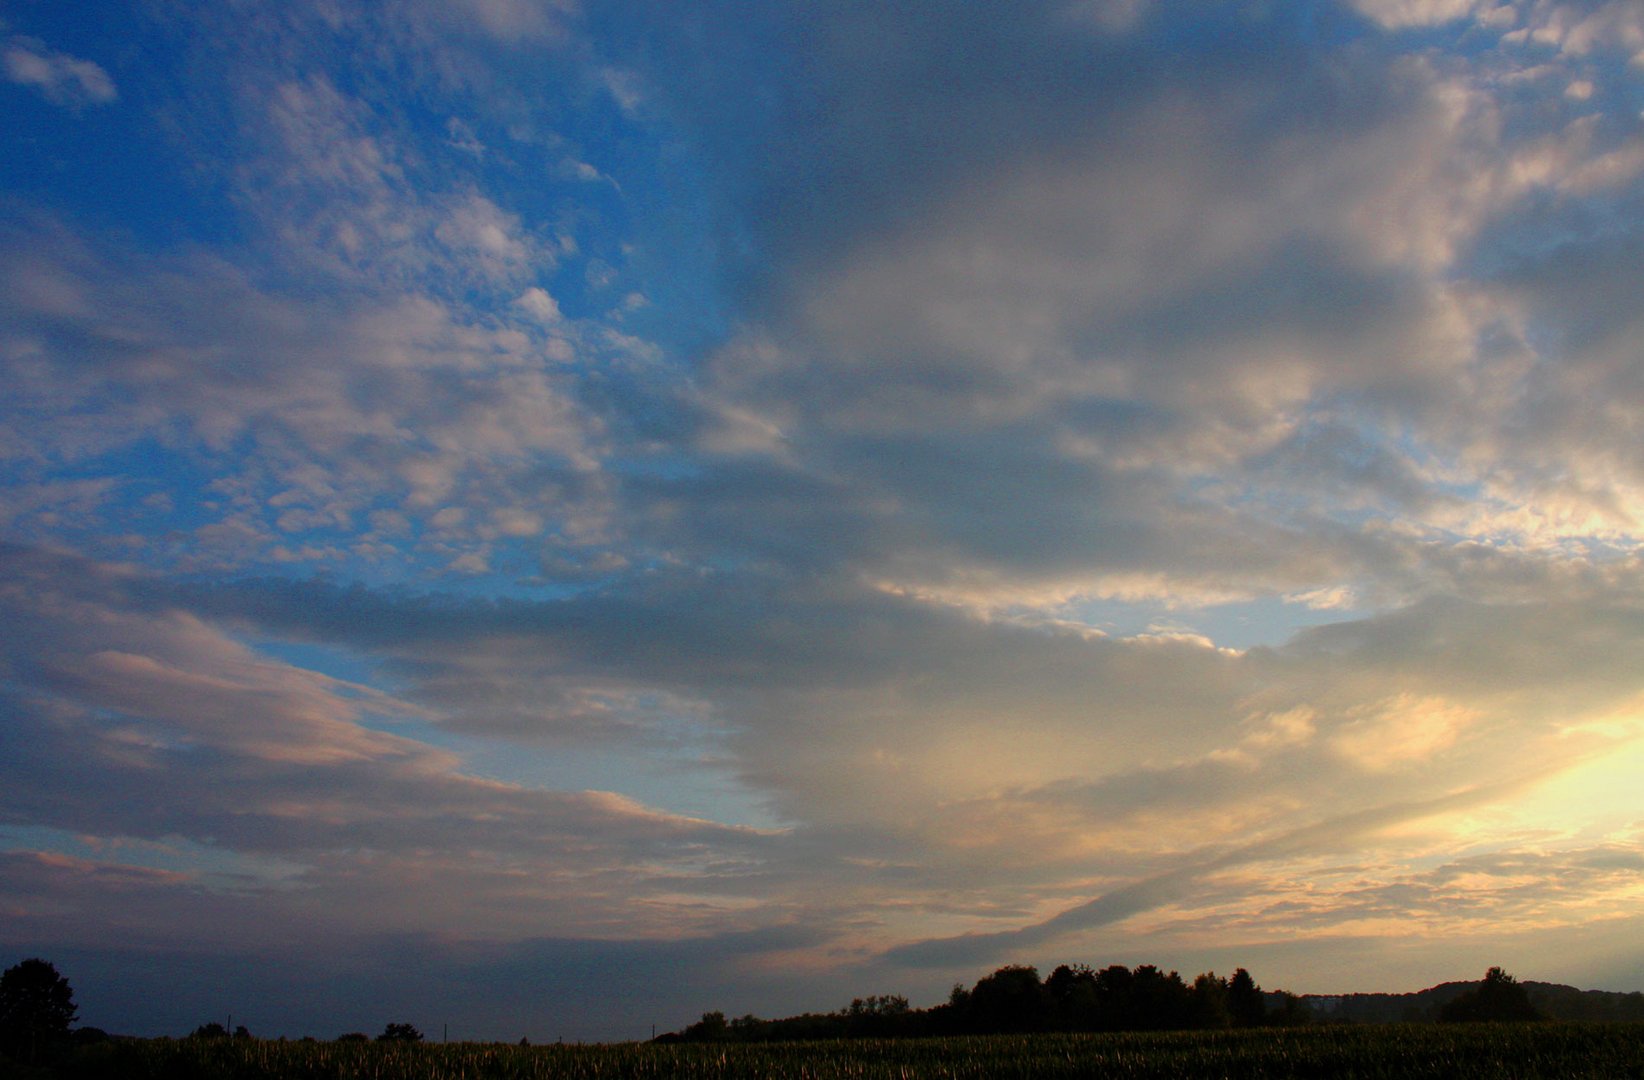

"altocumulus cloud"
[3,0,1644,1040]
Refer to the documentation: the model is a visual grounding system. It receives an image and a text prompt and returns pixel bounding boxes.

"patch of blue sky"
[0,445,209,555]
[0,7,245,251]
[543,142,731,362]
[216,548,594,604]
[244,638,387,695]
[461,740,785,832]
[230,633,782,828]
[230,635,516,769]
[1063,591,1361,653]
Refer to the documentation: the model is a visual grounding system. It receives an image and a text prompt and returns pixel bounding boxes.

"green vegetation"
[33,1024,1644,1079]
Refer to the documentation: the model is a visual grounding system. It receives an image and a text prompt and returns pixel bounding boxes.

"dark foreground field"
[23,1024,1644,1079]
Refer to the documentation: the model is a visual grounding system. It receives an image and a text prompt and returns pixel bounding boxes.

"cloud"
[0,213,614,574]
[247,75,559,292]
[1349,0,1499,29]
[0,545,776,935]
[3,37,116,107]
[623,0,1644,624]
[89,543,1636,961]
[881,768,1583,970]
[1507,2,1644,60]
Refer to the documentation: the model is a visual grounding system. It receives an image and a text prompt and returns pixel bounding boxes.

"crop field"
[41,1024,1644,1079]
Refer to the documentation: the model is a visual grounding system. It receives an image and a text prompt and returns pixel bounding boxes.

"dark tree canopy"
[0,958,77,1064]
[683,1011,729,1041]
[962,965,1051,1033]
[1228,968,1267,1027]
[659,959,1308,1043]
[1439,967,1543,1023]
[378,1022,424,1042]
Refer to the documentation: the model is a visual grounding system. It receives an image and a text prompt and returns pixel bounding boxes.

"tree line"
[1,954,1548,1067]
[664,962,1310,1042]
[664,962,1548,1042]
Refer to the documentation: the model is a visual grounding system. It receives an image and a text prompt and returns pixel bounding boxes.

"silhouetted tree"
[683,1011,729,1041]
[336,1032,370,1042]
[844,994,912,1036]
[1089,965,1136,1030]
[1439,967,1542,1023]
[1227,968,1266,1027]
[656,958,1302,1042]
[1046,964,1099,1030]
[0,958,76,1065]
[378,1022,424,1042]
[1190,972,1231,1028]
[1128,965,1194,1030]
[964,965,1050,1033]
[189,1022,229,1039]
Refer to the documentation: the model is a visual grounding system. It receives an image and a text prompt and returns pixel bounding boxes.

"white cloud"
[443,0,577,43]
[0,217,609,573]
[514,285,562,324]
[3,37,116,107]
[1349,0,1496,29]
[434,193,538,285]
[1513,1,1644,58]
[597,66,643,115]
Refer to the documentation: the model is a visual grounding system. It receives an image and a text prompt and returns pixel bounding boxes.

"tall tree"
[1227,968,1266,1027]
[0,958,77,1065]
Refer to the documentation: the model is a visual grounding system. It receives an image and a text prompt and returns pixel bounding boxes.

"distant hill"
[1291,981,1644,1023]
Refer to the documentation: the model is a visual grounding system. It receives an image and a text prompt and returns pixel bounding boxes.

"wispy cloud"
[3,36,115,108]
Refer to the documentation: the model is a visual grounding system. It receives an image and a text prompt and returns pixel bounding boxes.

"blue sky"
[5,0,1644,1042]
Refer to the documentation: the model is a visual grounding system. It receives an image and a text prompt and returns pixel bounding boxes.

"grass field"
[34,1023,1644,1079]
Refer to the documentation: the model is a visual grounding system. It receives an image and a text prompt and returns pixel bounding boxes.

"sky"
[3,0,1644,1044]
